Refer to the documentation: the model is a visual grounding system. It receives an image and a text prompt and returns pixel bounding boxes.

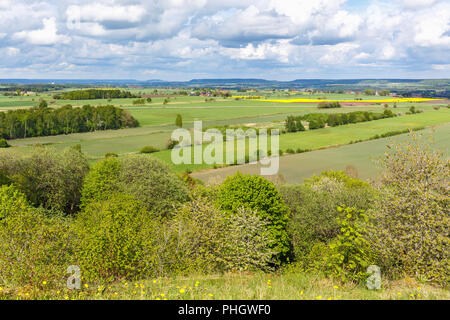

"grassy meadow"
[2,272,448,300]
[3,90,449,169]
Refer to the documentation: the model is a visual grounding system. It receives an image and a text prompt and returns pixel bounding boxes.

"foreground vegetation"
[0,130,448,300]
[1,273,448,300]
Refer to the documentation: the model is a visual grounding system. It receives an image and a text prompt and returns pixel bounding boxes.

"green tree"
[0,185,72,286]
[74,194,153,281]
[217,172,290,263]
[81,157,122,208]
[285,116,296,132]
[369,132,449,285]
[0,147,89,214]
[175,114,183,128]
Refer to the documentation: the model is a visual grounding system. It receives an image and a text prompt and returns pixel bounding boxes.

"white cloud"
[399,0,439,9]
[66,4,146,23]
[13,17,70,45]
[431,64,450,70]
[0,0,449,78]
[319,43,360,65]
[413,6,450,47]
[6,47,20,56]
[221,40,294,62]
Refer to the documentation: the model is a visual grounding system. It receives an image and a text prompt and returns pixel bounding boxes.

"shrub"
[0,185,72,287]
[368,132,449,286]
[104,152,118,158]
[0,138,10,148]
[82,155,189,217]
[0,170,11,186]
[221,207,276,271]
[119,155,189,217]
[319,206,374,283]
[280,172,374,261]
[175,114,183,128]
[166,200,228,274]
[167,139,179,149]
[308,118,325,130]
[81,157,122,207]
[318,102,341,109]
[168,200,276,274]
[217,172,290,263]
[0,147,89,214]
[327,114,340,127]
[305,170,370,189]
[140,146,159,154]
[73,194,153,281]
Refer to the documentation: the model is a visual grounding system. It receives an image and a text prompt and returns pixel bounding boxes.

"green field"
[2,91,449,181]
[192,123,450,184]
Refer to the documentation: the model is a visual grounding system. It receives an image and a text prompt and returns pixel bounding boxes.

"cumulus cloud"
[0,0,449,79]
[6,47,20,56]
[13,17,70,45]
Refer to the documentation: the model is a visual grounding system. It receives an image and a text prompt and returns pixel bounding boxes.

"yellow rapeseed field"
[232,97,445,103]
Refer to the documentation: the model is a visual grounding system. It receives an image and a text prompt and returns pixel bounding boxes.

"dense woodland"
[0,102,139,139]
[285,109,396,132]
[53,89,138,100]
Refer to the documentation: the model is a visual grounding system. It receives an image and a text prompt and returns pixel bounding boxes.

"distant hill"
[0,78,448,97]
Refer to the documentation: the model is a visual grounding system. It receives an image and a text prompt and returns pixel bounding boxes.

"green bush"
[167,200,276,274]
[318,102,341,109]
[140,146,159,154]
[222,207,276,271]
[81,155,189,217]
[368,133,449,286]
[0,185,72,287]
[104,152,118,158]
[166,200,228,274]
[0,138,10,148]
[217,172,290,263]
[80,157,122,207]
[0,147,89,214]
[119,155,189,217]
[319,206,374,283]
[305,170,371,189]
[73,194,153,281]
[308,118,325,130]
[0,170,11,186]
[280,172,374,262]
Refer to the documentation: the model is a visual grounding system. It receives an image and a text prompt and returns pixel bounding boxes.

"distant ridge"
[0,78,448,94]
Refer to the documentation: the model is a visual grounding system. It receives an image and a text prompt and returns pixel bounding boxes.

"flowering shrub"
[217,172,290,263]
[369,132,449,286]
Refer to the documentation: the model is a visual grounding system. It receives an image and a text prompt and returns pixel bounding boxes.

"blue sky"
[0,0,449,80]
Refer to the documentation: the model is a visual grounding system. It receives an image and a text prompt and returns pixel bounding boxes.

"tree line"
[0,102,139,140]
[286,109,396,132]
[53,89,138,100]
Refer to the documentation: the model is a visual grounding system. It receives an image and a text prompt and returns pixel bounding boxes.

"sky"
[0,0,449,80]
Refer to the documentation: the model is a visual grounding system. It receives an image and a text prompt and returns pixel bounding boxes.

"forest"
[0,102,139,140]
[285,110,396,132]
[53,89,138,100]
